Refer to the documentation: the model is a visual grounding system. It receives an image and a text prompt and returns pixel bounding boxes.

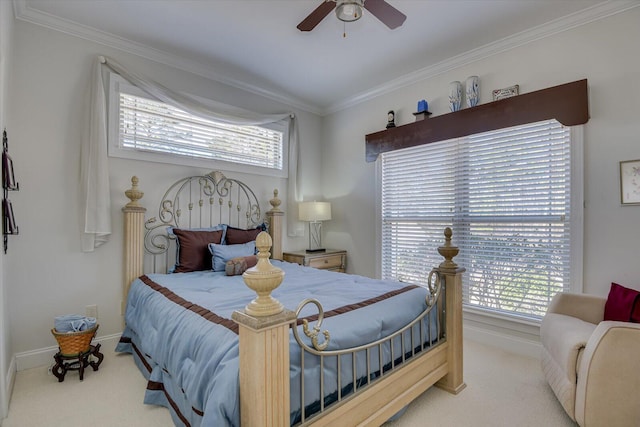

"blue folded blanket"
[54,314,97,333]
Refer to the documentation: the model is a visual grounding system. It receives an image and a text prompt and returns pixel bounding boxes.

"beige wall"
[0,0,15,415]
[4,5,640,365]
[322,8,640,297]
[6,21,322,360]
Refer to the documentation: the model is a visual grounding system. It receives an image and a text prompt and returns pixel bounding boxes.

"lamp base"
[306,248,326,253]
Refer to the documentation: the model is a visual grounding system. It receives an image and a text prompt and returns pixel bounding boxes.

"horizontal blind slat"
[380,119,572,319]
[119,92,283,170]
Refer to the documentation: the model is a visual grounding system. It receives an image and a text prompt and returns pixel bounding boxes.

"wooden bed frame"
[121,172,465,426]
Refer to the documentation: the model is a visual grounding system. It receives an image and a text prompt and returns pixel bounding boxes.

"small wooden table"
[283,249,347,273]
[52,344,104,382]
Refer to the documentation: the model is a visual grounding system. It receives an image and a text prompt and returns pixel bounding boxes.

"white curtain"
[80,57,111,252]
[101,56,290,126]
[287,117,303,237]
[80,56,304,251]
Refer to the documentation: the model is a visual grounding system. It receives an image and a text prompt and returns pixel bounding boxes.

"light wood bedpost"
[122,176,146,323]
[435,227,466,394]
[232,231,296,427]
[266,189,284,260]
[232,310,296,427]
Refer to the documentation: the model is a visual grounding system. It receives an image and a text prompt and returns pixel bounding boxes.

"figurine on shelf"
[386,110,396,129]
[413,99,432,121]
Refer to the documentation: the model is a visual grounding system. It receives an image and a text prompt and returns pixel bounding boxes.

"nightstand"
[283,249,347,273]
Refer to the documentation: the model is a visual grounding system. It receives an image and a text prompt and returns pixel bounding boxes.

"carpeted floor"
[2,339,575,426]
[384,340,575,427]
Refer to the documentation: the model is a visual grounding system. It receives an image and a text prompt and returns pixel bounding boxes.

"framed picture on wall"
[620,159,640,205]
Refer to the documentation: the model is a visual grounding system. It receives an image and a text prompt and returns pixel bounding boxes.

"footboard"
[232,229,465,426]
[290,269,443,425]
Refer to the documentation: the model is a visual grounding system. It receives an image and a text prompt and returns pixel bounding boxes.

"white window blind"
[118,93,283,170]
[380,120,574,320]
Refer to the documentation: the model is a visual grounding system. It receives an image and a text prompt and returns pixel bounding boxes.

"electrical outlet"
[86,304,98,319]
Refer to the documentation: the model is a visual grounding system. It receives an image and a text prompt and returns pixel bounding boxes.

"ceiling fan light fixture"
[336,0,364,22]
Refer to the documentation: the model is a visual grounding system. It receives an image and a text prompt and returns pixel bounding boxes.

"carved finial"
[124,176,144,208]
[242,231,285,316]
[269,189,282,212]
[438,227,459,270]
[255,232,272,261]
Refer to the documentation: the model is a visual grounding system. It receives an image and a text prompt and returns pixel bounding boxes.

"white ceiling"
[15,0,636,114]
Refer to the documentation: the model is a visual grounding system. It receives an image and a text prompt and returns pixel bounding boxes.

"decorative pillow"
[209,241,256,272]
[603,282,640,323]
[224,224,267,245]
[633,296,640,323]
[225,255,258,276]
[172,228,224,273]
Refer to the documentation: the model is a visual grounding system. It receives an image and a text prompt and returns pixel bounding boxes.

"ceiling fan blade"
[364,0,406,29]
[297,1,336,31]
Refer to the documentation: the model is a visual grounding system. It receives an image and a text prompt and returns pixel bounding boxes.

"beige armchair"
[540,292,640,426]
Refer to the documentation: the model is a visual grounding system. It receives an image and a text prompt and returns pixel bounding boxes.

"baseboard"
[14,327,539,369]
[4,355,15,414]
[13,323,540,370]
[464,322,542,359]
[14,333,121,372]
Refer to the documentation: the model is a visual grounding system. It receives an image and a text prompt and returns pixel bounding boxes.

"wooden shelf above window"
[365,79,589,162]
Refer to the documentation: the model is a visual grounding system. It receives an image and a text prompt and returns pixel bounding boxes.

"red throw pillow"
[603,282,640,323]
[633,298,640,323]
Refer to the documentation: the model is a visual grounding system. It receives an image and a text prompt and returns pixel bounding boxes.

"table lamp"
[298,201,331,252]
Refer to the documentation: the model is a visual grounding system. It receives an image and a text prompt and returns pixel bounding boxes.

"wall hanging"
[620,159,640,205]
[2,129,19,253]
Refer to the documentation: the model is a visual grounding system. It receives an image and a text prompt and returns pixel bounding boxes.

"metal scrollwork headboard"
[143,171,262,273]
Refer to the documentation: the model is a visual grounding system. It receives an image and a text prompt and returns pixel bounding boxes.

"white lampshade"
[298,201,332,222]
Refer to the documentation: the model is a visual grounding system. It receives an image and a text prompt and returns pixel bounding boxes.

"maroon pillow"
[633,298,640,323]
[225,225,266,245]
[173,228,223,273]
[603,282,640,323]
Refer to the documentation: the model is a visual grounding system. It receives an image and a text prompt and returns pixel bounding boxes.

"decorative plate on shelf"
[492,84,519,101]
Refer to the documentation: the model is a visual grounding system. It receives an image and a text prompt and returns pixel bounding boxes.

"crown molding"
[12,0,323,116]
[325,0,640,115]
[13,0,640,117]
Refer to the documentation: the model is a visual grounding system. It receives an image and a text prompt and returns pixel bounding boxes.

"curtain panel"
[80,56,303,251]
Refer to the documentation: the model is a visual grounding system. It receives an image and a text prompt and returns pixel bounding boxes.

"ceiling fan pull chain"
[343,21,346,38]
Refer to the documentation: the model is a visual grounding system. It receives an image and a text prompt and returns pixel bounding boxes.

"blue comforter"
[116,261,437,426]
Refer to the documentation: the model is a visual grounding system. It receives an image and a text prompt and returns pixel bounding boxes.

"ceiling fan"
[297,0,407,32]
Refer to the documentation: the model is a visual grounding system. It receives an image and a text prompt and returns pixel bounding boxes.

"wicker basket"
[51,325,99,356]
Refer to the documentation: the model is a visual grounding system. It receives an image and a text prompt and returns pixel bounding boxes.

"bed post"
[232,232,295,426]
[435,227,466,394]
[266,189,283,260]
[122,176,146,324]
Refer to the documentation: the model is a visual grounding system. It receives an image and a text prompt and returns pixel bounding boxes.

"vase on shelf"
[449,81,462,112]
[466,75,479,107]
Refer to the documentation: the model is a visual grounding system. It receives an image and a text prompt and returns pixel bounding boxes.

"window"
[108,75,287,177]
[379,119,583,321]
